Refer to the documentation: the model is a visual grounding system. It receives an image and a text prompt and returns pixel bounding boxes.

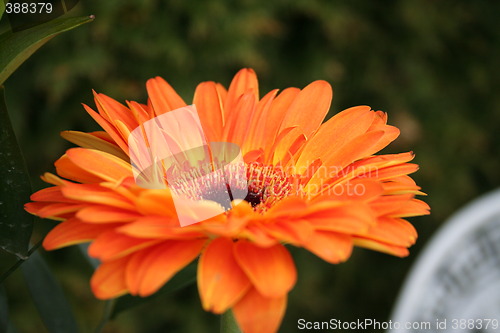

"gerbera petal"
[279,80,333,139]
[198,238,251,313]
[91,256,129,299]
[234,241,296,298]
[222,92,257,146]
[61,131,129,161]
[93,92,138,131]
[146,76,187,115]
[353,237,410,257]
[360,217,417,247]
[76,205,140,223]
[65,148,132,182]
[135,189,178,216]
[389,199,431,218]
[295,106,373,171]
[30,186,74,203]
[117,216,205,239]
[303,230,353,264]
[83,104,129,153]
[193,81,225,142]
[259,219,314,246]
[262,87,300,158]
[61,184,135,210]
[304,130,386,191]
[304,200,375,234]
[126,239,205,297]
[224,68,259,113]
[88,231,160,260]
[36,202,86,219]
[233,287,287,333]
[55,154,103,183]
[242,89,279,153]
[43,218,115,250]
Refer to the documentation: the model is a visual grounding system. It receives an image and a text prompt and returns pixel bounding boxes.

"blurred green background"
[2,0,500,332]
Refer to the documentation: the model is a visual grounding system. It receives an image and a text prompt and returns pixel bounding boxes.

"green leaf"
[21,251,79,333]
[220,310,241,333]
[0,86,32,259]
[111,262,197,319]
[0,14,94,85]
[0,1,5,23]
[0,285,8,333]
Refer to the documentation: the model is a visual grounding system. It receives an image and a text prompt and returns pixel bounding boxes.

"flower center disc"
[169,162,298,213]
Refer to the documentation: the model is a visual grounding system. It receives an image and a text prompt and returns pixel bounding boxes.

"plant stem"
[0,240,42,283]
[220,310,241,333]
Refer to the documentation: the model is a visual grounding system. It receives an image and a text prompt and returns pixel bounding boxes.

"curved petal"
[76,205,140,223]
[224,68,258,113]
[88,231,159,260]
[43,218,116,250]
[295,106,373,172]
[146,76,187,115]
[126,239,205,296]
[234,241,296,298]
[91,256,129,299]
[65,148,132,182]
[279,80,332,139]
[303,230,353,264]
[193,81,225,142]
[61,131,129,161]
[233,287,287,333]
[198,238,251,313]
[353,237,409,257]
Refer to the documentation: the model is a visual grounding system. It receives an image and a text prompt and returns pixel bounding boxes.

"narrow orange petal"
[43,218,115,250]
[361,217,417,247]
[135,189,177,217]
[61,131,129,161]
[193,81,225,142]
[88,231,159,260]
[126,239,205,297]
[198,238,251,313]
[146,76,186,115]
[224,68,259,114]
[259,219,314,246]
[30,186,75,203]
[55,154,104,183]
[389,199,431,217]
[36,203,86,219]
[83,104,129,153]
[234,241,296,298]
[61,184,136,210]
[222,92,256,146]
[295,106,373,172]
[305,202,375,234]
[91,256,129,299]
[262,87,300,158]
[353,237,410,257]
[304,131,386,191]
[117,216,205,239]
[93,92,138,131]
[303,230,353,264]
[233,288,287,333]
[76,205,140,223]
[279,80,333,140]
[65,148,132,182]
[242,89,279,153]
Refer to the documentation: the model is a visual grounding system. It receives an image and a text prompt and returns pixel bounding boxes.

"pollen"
[168,160,301,213]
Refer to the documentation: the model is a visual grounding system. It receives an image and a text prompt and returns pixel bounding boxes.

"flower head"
[26,69,429,333]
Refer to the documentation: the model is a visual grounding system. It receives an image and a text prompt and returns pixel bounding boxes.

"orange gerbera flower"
[26,69,429,333]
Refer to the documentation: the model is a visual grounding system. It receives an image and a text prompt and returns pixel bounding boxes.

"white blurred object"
[390,189,500,333]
